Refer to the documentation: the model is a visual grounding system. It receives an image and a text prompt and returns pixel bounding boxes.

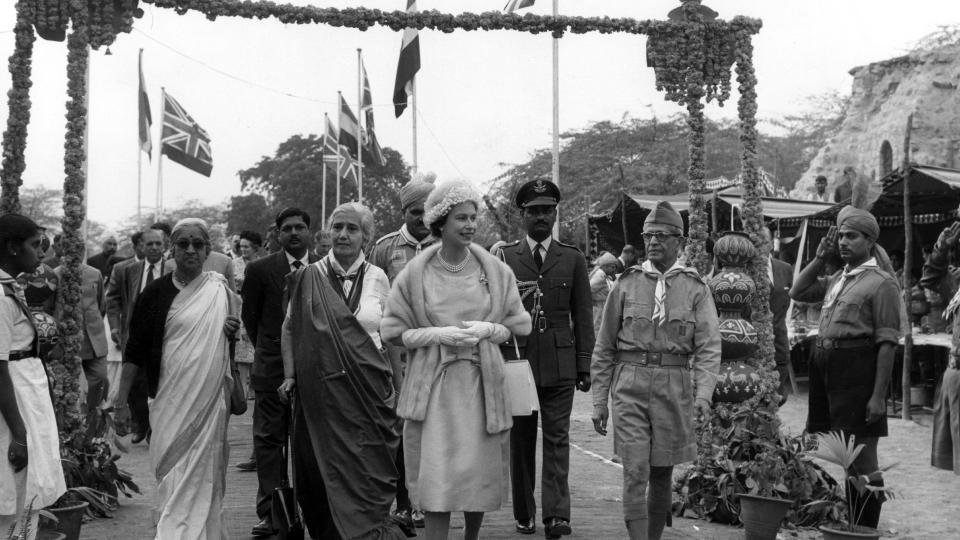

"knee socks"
[647,466,673,540]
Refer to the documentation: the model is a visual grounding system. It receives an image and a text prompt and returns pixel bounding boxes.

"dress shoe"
[130,428,150,444]
[251,518,275,537]
[390,508,416,537]
[235,458,257,472]
[515,519,536,534]
[411,509,425,528]
[544,517,571,539]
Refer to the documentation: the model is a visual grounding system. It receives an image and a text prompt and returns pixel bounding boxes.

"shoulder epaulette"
[502,239,521,247]
[374,230,401,245]
[553,240,583,254]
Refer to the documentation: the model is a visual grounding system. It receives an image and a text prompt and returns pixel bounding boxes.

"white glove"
[402,327,480,348]
[462,320,511,343]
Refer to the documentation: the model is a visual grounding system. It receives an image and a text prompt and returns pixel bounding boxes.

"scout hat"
[643,201,683,234]
[515,179,561,208]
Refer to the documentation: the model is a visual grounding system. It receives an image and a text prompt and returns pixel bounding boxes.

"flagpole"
[551,0,560,239]
[137,49,143,226]
[336,91,343,205]
[322,154,328,224]
[356,48,364,203]
[411,77,418,173]
[156,88,164,222]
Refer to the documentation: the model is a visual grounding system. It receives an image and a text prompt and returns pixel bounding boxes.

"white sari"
[149,272,233,540]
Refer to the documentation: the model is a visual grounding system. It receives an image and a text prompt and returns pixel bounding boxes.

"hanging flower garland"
[680,2,710,276]
[50,0,91,454]
[141,0,761,39]
[0,0,37,215]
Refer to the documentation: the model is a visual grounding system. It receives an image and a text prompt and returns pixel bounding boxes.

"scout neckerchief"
[640,259,685,326]
[398,224,434,254]
[324,253,368,314]
[822,257,877,310]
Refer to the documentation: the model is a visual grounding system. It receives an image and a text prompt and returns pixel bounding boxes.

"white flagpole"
[322,112,329,223]
[551,0,560,239]
[411,77,418,173]
[336,91,343,205]
[137,48,144,226]
[156,89,164,222]
[357,48,364,203]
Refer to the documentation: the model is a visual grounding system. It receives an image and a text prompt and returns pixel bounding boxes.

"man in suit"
[87,236,123,280]
[763,228,795,404]
[106,229,167,443]
[242,207,317,538]
[500,180,595,539]
[55,262,109,420]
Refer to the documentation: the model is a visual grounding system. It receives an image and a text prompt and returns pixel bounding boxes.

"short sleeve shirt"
[794,268,901,345]
[0,276,35,361]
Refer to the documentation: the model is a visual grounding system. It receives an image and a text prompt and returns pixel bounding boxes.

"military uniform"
[499,180,595,533]
[369,226,436,284]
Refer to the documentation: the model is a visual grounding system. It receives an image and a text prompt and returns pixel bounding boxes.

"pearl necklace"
[437,249,470,273]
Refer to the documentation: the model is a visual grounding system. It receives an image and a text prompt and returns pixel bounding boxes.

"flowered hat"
[423,180,481,227]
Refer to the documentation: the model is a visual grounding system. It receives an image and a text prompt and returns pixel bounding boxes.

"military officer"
[499,179,594,539]
[368,174,436,531]
[591,201,720,540]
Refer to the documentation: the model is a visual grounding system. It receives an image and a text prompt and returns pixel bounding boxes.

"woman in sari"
[278,202,407,540]
[381,181,532,540]
[112,218,240,540]
[0,214,66,540]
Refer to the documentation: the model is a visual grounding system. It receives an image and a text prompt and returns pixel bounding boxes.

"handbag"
[504,338,539,417]
[228,338,247,416]
[272,399,304,540]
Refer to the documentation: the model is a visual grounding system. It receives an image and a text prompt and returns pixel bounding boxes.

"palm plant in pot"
[804,431,896,540]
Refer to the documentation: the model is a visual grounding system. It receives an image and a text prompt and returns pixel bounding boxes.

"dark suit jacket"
[770,257,793,368]
[106,257,169,351]
[499,239,595,387]
[87,252,126,282]
[241,251,318,393]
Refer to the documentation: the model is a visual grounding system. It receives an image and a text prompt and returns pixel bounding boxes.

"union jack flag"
[161,90,213,177]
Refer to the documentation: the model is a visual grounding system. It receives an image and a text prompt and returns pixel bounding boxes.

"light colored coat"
[55,264,108,358]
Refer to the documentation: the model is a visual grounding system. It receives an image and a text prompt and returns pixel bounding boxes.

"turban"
[836,206,879,240]
[400,172,437,211]
[596,252,618,267]
[643,201,683,233]
[424,181,481,228]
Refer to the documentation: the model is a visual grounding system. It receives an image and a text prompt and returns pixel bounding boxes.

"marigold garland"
[0,0,37,215]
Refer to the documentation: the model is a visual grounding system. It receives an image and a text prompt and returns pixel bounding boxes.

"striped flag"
[338,94,360,160]
[138,49,152,159]
[393,0,420,117]
[504,0,535,13]
[360,59,386,166]
[160,90,212,177]
[339,144,358,186]
[322,114,339,176]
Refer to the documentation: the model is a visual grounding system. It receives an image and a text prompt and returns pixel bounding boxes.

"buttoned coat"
[499,239,595,387]
[241,250,318,393]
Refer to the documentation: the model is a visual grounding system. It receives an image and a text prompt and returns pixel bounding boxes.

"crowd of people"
[1,176,959,540]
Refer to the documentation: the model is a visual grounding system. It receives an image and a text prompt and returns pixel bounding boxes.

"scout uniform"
[591,201,720,539]
[499,179,595,535]
[920,230,960,475]
[369,227,436,283]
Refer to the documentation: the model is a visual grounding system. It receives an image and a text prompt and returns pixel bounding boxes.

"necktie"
[145,264,155,286]
[292,260,303,272]
[534,243,544,268]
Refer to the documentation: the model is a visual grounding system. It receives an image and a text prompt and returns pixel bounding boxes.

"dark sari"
[285,264,405,540]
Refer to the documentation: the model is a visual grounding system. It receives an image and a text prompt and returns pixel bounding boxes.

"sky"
[0,0,958,229]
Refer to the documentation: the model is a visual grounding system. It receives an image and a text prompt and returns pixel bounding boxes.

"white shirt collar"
[285,250,309,268]
[526,235,552,254]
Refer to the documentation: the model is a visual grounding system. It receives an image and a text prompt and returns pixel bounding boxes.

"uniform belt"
[815,337,874,350]
[614,350,689,368]
[6,350,33,361]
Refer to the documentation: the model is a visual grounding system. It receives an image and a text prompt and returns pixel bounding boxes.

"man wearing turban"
[589,252,619,333]
[790,206,901,529]
[920,215,960,476]
[368,172,437,530]
[590,201,720,540]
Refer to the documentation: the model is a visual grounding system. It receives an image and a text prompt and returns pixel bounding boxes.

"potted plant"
[737,436,796,540]
[804,431,897,540]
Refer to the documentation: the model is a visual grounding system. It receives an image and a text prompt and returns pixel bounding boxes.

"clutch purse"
[504,339,539,417]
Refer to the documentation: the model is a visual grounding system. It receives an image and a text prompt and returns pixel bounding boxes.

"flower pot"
[41,501,88,540]
[819,524,881,540]
[37,530,68,540]
[739,493,792,540]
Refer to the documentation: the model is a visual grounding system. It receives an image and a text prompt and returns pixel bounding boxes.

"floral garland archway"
[0,0,766,508]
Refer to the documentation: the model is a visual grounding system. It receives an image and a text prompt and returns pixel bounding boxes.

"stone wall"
[793,42,960,199]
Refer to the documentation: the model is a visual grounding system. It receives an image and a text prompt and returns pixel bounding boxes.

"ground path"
[81,385,959,539]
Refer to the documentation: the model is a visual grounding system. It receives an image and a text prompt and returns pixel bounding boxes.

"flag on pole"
[138,49,152,159]
[504,0,535,13]
[339,144,359,186]
[160,90,213,177]
[360,60,386,166]
[338,95,360,160]
[322,114,340,175]
[393,0,420,118]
